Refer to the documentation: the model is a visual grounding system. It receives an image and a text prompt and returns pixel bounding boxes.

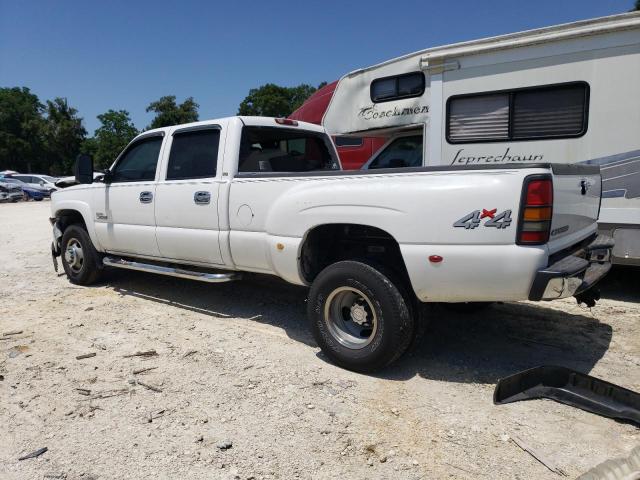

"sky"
[0,0,634,133]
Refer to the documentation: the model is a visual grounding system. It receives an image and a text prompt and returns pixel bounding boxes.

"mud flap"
[494,366,640,425]
[51,242,59,273]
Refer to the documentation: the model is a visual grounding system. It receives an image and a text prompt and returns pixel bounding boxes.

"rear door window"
[166,128,220,180]
[367,136,423,169]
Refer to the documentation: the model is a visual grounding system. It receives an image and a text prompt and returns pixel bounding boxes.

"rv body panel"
[323,12,640,264]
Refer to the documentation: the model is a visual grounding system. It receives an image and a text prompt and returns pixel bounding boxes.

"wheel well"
[55,209,87,233]
[300,224,411,285]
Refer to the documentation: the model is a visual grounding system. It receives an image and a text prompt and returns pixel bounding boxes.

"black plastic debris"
[18,447,48,461]
[494,365,640,425]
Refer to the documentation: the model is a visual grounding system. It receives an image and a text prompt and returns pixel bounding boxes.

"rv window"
[447,82,589,143]
[335,137,364,148]
[512,85,586,139]
[371,72,425,103]
[448,94,509,142]
[238,126,339,173]
[368,135,423,169]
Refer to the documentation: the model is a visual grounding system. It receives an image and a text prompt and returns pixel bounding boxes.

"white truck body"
[323,12,640,266]
[51,116,604,301]
[50,116,611,371]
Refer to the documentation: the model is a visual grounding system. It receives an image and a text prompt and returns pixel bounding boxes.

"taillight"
[517,176,553,245]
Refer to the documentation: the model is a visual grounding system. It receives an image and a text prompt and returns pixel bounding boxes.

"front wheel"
[308,261,414,372]
[60,225,103,285]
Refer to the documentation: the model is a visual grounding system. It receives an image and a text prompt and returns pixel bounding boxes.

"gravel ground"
[0,201,638,480]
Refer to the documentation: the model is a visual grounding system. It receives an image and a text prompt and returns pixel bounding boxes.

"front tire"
[308,261,414,372]
[60,225,103,285]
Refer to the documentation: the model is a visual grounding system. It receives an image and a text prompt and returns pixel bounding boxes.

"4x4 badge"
[454,209,512,229]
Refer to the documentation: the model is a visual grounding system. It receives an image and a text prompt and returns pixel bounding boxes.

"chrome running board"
[103,256,240,283]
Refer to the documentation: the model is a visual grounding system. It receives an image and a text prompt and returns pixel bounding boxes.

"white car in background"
[10,174,59,193]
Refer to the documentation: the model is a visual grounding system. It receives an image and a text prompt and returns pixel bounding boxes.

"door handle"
[194,191,211,205]
[139,191,153,203]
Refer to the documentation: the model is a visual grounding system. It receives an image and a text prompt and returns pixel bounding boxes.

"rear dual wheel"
[308,261,417,372]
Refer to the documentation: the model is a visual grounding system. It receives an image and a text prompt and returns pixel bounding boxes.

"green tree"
[634,0,640,10]
[89,110,138,170]
[42,97,87,175]
[238,82,326,117]
[0,87,45,173]
[146,95,199,129]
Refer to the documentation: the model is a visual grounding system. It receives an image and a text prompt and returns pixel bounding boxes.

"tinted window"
[167,129,220,180]
[512,86,586,138]
[111,136,163,183]
[14,175,32,183]
[371,72,425,103]
[367,136,423,169]
[335,136,364,148]
[238,127,339,173]
[447,83,588,143]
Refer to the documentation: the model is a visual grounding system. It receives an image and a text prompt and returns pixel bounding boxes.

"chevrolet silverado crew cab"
[50,116,612,372]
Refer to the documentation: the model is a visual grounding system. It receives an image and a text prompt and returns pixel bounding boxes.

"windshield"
[41,176,57,182]
[367,135,423,169]
[238,126,339,173]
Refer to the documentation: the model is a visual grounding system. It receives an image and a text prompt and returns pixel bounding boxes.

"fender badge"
[454,209,512,229]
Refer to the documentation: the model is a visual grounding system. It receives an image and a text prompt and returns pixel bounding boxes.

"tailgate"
[548,164,601,254]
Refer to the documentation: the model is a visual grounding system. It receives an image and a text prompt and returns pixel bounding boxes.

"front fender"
[51,199,104,252]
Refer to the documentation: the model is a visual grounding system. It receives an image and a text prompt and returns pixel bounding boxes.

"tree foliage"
[42,98,87,175]
[0,88,89,175]
[238,82,326,117]
[0,87,45,173]
[89,110,139,170]
[634,0,640,10]
[146,95,199,129]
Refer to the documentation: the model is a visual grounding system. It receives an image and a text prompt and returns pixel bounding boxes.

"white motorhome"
[323,12,640,266]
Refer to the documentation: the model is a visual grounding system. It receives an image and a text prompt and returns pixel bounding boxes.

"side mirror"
[74,154,94,184]
[39,180,45,186]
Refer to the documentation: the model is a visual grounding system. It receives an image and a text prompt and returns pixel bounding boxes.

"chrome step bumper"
[529,234,613,301]
[102,256,240,283]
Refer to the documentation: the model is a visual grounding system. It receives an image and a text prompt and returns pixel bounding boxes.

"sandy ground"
[0,201,638,480]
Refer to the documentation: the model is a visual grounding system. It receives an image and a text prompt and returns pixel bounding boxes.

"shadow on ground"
[104,268,613,384]
[597,266,639,302]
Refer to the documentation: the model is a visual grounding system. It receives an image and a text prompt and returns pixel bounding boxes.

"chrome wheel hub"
[350,303,368,325]
[65,239,84,273]
[324,287,377,350]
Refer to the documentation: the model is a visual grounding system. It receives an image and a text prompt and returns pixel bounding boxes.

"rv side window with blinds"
[446,82,589,144]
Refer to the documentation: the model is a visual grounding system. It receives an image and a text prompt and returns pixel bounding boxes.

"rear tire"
[308,261,414,372]
[60,225,103,285]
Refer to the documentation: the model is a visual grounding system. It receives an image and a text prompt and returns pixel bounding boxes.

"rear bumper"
[528,234,614,301]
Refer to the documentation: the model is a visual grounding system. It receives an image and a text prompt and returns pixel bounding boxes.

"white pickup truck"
[51,116,612,372]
